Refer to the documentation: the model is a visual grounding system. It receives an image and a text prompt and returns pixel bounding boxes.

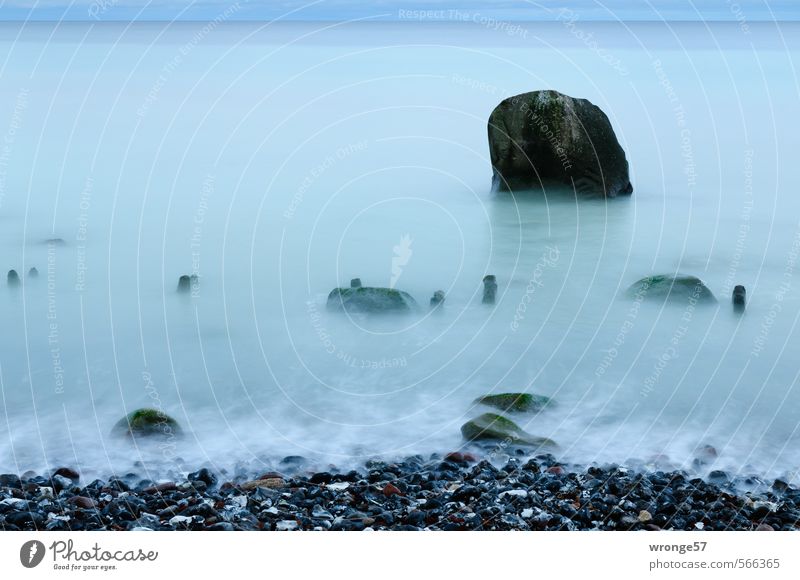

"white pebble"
[499,489,528,498]
[169,515,192,526]
[276,520,298,531]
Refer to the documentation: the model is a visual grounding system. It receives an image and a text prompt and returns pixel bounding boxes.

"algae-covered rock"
[112,408,181,439]
[326,286,418,313]
[461,413,557,448]
[627,274,716,303]
[474,393,552,413]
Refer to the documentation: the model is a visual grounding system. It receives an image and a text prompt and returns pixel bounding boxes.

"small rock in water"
[638,510,652,523]
[112,408,182,440]
[52,467,80,481]
[460,413,557,448]
[733,285,746,313]
[7,270,20,287]
[627,274,716,304]
[708,470,730,482]
[430,290,445,309]
[474,392,552,413]
[309,472,332,485]
[326,284,418,314]
[188,467,217,488]
[693,444,718,467]
[279,456,307,469]
[444,452,477,464]
[51,474,73,492]
[482,275,497,304]
[28,267,38,278]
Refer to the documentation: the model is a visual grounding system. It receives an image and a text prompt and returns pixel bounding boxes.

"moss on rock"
[474,392,552,413]
[112,408,181,439]
[326,286,418,313]
[627,274,716,303]
[461,413,557,448]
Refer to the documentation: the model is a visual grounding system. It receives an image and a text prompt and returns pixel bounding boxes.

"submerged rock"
[28,267,38,278]
[461,413,557,448]
[177,274,198,293]
[474,393,552,413]
[733,285,746,313]
[112,408,181,439]
[488,90,632,197]
[482,275,497,305]
[7,270,20,287]
[627,274,716,303]
[326,285,418,313]
[430,290,445,309]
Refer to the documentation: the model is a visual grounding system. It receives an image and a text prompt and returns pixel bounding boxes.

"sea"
[1,20,799,482]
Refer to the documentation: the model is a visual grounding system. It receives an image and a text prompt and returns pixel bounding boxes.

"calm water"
[1,21,799,481]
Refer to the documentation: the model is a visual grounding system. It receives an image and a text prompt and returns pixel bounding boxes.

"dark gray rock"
[627,274,716,303]
[177,274,198,293]
[733,285,746,313]
[488,90,632,197]
[482,275,497,305]
[326,285,418,314]
[430,290,445,309]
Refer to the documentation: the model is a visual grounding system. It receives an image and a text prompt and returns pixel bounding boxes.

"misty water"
[1,21,799,482]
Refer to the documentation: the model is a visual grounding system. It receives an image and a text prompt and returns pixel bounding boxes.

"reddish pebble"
[53,467,80,480]
[383,483,403,497]
[69,496,95,509]
[445,452,478,464]
[142,482,177,494]
[546,466,564,475]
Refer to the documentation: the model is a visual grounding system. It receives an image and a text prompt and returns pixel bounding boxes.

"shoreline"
[2,452,798,531]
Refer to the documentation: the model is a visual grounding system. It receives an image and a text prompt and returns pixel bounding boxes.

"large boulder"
[326,286,418,314]
[488,90,632,197]
[627,274,716,304]
[461,413,557,448]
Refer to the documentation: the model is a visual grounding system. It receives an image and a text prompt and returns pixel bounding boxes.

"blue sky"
[0,0,797,21]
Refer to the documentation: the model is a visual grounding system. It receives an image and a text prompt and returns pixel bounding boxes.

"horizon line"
[1,18,798,23]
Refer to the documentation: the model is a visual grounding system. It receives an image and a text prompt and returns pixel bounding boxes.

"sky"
[0,0,797,22]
